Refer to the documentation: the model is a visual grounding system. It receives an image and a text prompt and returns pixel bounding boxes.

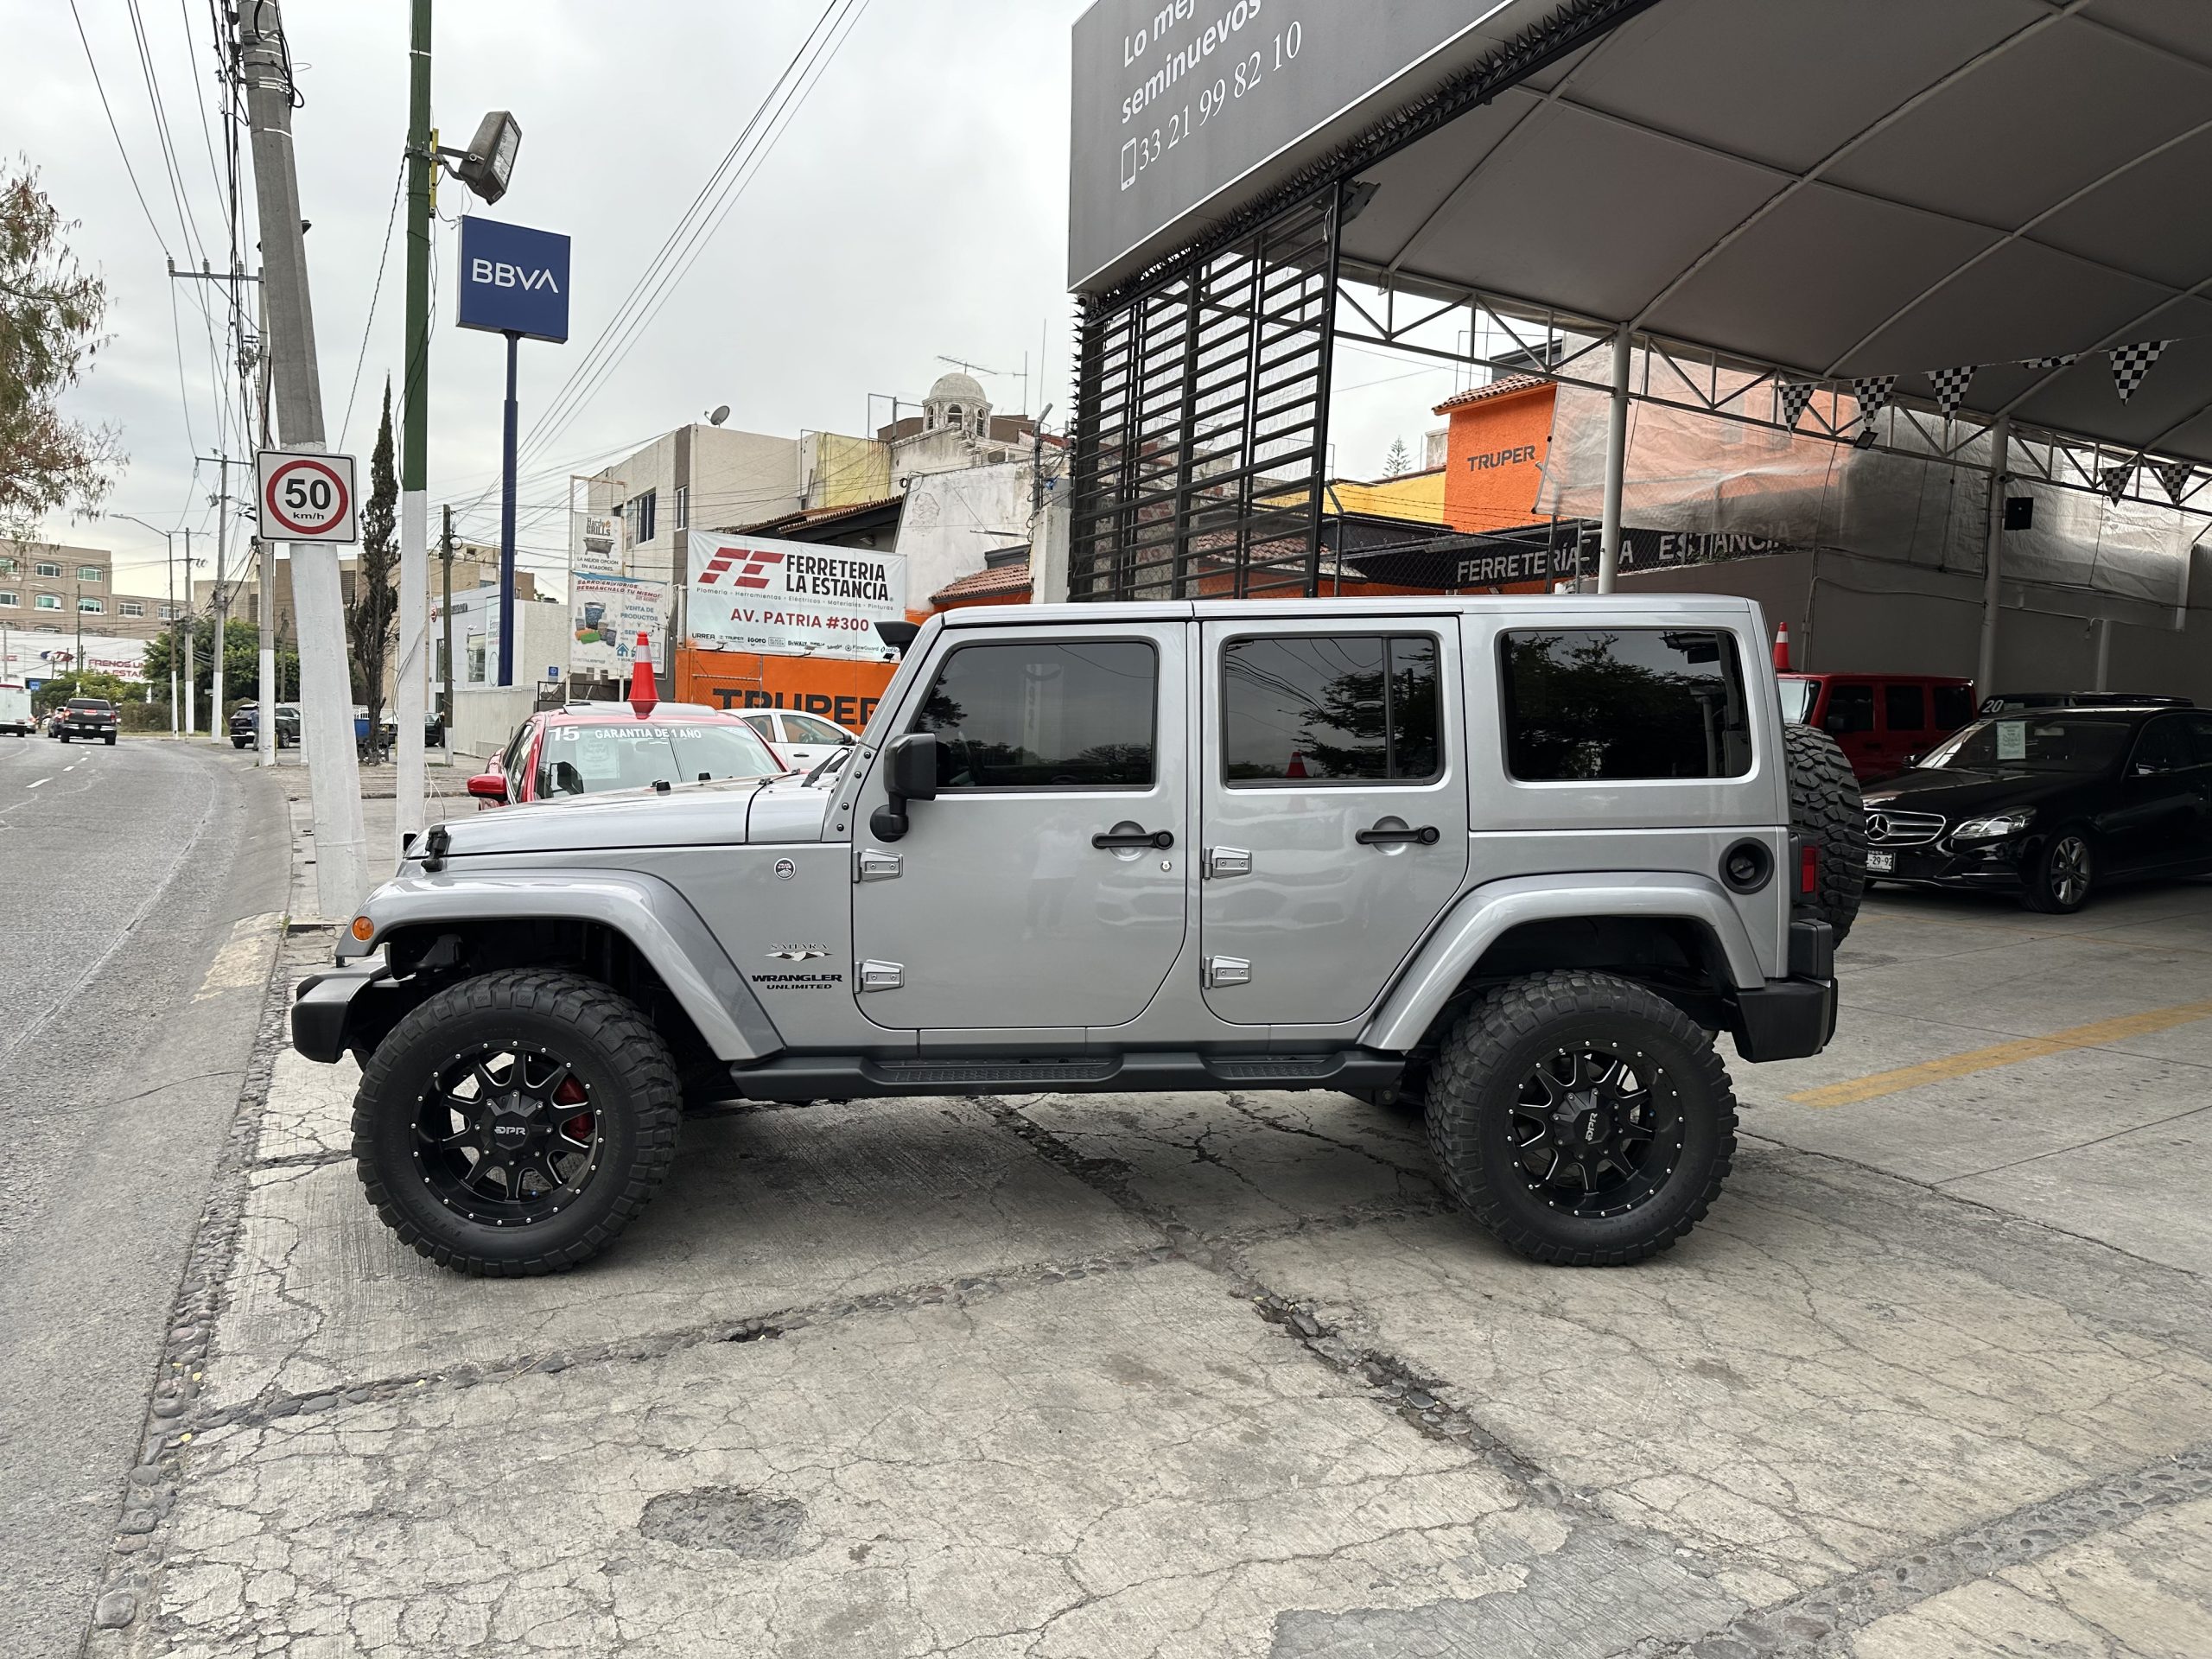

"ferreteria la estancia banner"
[684,531,907,660]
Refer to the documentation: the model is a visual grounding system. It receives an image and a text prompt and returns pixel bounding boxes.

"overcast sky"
[26,0,1447,596]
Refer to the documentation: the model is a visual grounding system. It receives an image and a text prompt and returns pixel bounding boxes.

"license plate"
[1866,850,1895,873]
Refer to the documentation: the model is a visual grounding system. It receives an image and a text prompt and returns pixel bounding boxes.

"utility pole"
[73,582,84,681]
[440,505,454,739]
[182,528,195,736]
[241,0,369,914]
[257,267,276,766]
[196,452,238,743]
[393,0,433,853]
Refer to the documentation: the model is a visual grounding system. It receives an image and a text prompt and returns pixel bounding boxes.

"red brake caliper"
[554,1074,593,1141]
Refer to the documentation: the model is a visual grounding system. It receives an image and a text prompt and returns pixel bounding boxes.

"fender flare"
[1361,873,1766,1053]
[347,870,782,1061]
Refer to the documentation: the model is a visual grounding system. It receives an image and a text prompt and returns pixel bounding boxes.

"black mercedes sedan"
[1861,705,2212,913]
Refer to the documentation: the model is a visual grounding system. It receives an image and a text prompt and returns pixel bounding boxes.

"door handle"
[1092,827,1174,850]
[1356,823,1440,847]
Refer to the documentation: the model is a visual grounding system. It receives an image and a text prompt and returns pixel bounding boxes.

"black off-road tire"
[353,969,681,1276]
[1783,721,1864,943]
[1426,970,1737,1266]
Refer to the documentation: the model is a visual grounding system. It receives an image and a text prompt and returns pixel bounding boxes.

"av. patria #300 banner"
[685,531,906,659]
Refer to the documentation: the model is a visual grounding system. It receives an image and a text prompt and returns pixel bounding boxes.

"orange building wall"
[1440,382,1557,536]
[677,646,897,732]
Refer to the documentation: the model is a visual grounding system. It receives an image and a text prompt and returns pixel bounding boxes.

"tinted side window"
[1932,684,1974,730]
[1501,629,1751,781]
[2133,716,2192,773]
[912,641,1155,789]
[1885,683,1926,732]
[1827,683,1876,734]
[1222,634,1440,784]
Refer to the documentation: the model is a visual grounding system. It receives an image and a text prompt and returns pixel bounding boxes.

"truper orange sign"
[1435,377,1557,537]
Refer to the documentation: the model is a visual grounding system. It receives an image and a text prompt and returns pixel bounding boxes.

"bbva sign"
[456,217,571,344]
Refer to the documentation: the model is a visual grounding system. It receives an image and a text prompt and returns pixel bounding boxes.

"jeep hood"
[427,776,834,858]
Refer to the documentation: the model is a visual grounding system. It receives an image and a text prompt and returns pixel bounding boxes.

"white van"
[0,683,32,736]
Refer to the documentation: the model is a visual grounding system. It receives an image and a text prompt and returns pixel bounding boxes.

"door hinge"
[856,960,904,992]
[856,849,902,882]
[1203,846,1252,880]
[1204,956,1252,988]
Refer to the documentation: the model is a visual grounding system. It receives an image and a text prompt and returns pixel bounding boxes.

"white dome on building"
[924,370,991,434]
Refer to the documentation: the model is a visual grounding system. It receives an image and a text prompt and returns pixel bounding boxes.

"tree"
[1,162,121,537]
[33,669,137,713]
[141,616,294,713]
[347,376,398,738]
[1382,436,1412,478]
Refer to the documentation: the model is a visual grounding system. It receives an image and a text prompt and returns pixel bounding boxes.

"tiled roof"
[734,495,905,536]
[931,561,1032,604]
[1432,373,1550,415]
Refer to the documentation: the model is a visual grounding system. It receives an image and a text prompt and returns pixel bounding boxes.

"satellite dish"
[708,404,731,427]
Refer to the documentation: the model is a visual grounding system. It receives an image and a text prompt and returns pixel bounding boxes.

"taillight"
[1800,843,1819,894]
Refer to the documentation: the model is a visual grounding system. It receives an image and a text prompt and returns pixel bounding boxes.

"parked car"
[1861,705,2212,912]
[0,682,33,736]
[735,708,856,773]
[44,709,64,738]
[58,697,119,745]
[1779,672,1977,781]
[465,701,788,808]
[1978,690,2193,716]
[230,702,302,748]
[296,594,1860,1277]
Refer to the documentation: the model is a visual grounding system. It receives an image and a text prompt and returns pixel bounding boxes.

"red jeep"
[1779,673,1975,781]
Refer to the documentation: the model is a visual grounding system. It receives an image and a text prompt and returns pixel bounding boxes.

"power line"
[67,0,175,257]
[337,157,406,452]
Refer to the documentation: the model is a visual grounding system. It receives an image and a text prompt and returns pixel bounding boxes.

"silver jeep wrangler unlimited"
[294,597,1861,1276]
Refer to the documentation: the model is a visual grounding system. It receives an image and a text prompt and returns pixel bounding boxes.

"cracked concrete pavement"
[79,876,2212,1656]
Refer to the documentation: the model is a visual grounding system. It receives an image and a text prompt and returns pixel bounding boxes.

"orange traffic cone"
[1286,749,1308,779]
[627,632,659,717]
[1772,622,1792,671]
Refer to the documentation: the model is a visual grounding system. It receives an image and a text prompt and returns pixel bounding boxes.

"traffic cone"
[1286,749,1308,779]
[627,632,659,717]
[1772,623,1792,671]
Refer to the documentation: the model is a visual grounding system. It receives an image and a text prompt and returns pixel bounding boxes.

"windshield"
[1920,715,2133,775]
[1777,678,1817,724]
[537,721,785,796]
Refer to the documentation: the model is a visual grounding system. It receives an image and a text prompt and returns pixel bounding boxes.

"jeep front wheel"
[1426,970,1736,1266]
[352,969,681,1275]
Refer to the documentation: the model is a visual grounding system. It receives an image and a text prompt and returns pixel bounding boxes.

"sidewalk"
[270,759,465,920]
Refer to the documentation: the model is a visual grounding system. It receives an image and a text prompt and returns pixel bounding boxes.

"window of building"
[77,565,103,584]
[35,561,61,579]
[120,600,144,618]
[1884,683,1926,733]
[79,597,104,614]
[1222,634,1441,784]
[624,490,658,545]
[674,485,689,531]
[0,556,16,575]
[910,640,1156,789]
[466,635,486,685]
[0,592,15,608]
[159,603,179,620]
[35,593,61,611]
[1501,628,1752,781]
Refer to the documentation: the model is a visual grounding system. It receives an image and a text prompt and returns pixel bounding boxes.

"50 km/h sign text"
[255,449,359,543]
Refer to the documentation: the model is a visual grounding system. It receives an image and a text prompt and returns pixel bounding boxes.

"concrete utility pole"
[196,452,237,743]
[241,0,369,914]
[393,0,432,854]
[440,505,454,741]
[257,269,276,766]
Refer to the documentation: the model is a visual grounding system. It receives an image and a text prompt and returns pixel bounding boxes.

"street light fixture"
[439,111,522,206]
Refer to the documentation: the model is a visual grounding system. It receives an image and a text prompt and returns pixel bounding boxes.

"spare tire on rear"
[1783,722,1865,943]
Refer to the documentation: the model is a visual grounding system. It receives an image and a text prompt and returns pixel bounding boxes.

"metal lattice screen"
[1070,189,1340,601]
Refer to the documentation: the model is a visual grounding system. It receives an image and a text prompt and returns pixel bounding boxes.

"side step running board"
[724,1050,1404,1103]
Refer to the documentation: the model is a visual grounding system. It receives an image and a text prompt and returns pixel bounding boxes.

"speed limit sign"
[257,449,359,543]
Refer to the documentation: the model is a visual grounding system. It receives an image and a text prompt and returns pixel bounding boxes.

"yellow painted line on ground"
[1789,998,2212,1108]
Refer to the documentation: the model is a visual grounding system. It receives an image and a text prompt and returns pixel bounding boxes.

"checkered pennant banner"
[2154,461,2196,504]
[2110,340,2171,403]
[1927,365,1976,416]
[1777,379,1818,428]
[1851,376,1897,422]
[2099,462,2134,503]
[2021,353,2079,370]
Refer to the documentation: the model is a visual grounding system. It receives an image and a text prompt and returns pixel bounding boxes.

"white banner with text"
[685,531,906,660]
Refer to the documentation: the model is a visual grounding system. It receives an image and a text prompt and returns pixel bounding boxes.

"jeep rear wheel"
[1426,970,1736,1266]
[353,969,681,1275]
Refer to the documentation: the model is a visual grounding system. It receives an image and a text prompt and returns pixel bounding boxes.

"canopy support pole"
[1976,416,2011,696]
[1597,323,1630,593]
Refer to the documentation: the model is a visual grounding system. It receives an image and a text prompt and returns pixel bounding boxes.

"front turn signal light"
[351,916,375,942]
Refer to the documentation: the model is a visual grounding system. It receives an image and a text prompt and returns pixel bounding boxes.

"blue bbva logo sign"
[457,218,570,343]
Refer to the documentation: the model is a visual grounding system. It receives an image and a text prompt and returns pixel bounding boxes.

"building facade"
[1,542,179,643]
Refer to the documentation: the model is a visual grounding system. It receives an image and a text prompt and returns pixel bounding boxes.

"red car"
[467,701,788,807]
[1779,672,1976,781]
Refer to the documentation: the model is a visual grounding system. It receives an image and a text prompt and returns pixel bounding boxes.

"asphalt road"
[0,735,288,1659]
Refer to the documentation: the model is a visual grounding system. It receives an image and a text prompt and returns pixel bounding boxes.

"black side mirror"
[869,732,938,842]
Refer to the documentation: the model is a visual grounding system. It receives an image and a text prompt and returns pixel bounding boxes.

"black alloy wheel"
[2025,830,2094,914]
[353,969,681,1275]
[413,1045,603,1226]
[1427,970,1736,1265]
[1508,1045,1681,1220]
